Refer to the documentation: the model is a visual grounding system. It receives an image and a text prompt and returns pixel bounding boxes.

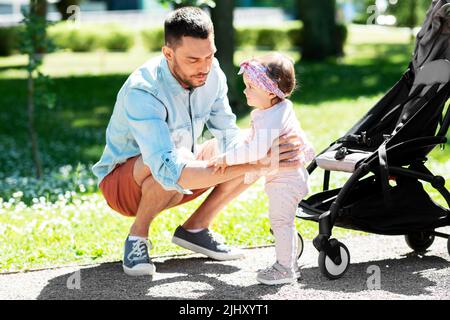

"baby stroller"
[296,0,450,279]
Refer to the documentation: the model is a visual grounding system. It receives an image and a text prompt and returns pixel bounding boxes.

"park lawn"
[0,26,449,272]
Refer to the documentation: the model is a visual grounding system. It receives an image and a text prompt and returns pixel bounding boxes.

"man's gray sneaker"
[256,262,301,285]
[123,236,156,276]
[172,226,244,261]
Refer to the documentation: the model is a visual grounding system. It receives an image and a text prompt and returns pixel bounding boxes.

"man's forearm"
[177,160,258,190]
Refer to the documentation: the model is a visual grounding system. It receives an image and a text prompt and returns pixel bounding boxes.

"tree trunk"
[27,67,42,179]
[28,0,47,179]
[31,0,47,17]
[210,0,239,108]
[30,0,47,56]
[408,0,418,43]
[298,0,338,61]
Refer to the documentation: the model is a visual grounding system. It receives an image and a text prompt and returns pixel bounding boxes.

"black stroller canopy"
[413,0,450,72]
[394,0,450,138]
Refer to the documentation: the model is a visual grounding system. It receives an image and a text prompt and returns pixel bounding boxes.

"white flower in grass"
[12,191,23,198]
[16,201,26,210]
[59,165,73,177]
[8,225,22,235]
[91,193,100,201]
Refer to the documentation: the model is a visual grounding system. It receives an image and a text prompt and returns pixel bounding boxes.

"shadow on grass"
[35,251,449,300]
[0,64,26,72]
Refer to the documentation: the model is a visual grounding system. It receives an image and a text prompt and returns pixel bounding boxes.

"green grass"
[0,25,449,272]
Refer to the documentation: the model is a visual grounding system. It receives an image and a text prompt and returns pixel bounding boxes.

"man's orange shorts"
[99,139,218,217]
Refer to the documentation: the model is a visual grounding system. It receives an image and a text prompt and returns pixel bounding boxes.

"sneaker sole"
[256,276,300,285]
[256,272,301,285]
[172,236,244,261]
[123,263,156,277]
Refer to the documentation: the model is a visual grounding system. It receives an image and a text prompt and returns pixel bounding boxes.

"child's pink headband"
[238,59,286,99]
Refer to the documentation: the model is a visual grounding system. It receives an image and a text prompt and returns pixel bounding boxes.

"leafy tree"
[385,0,430,41]
[20,0,55,178]
[210,0,239,108]
[297,0,341,60]
[353,0,430,28]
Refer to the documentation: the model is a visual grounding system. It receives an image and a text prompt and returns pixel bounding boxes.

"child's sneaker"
[256,262,301,285]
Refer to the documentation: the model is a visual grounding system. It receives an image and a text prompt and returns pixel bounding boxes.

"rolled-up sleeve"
[124,88,192,194]
[206,66,242,153]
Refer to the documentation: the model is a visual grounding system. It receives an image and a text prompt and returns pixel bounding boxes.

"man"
[92,7,302,276]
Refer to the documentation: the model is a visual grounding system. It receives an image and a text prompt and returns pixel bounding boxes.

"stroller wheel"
[270,229,304,259]
[318,240,350,280]
[405,232,435,253]
[297,232,304,259]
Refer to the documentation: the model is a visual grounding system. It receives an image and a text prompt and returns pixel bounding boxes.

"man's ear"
[162,45,174,62]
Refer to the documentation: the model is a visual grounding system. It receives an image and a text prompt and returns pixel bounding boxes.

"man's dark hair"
[164,7,214,47]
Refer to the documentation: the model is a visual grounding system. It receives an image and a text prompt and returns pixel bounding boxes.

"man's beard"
[172,62,208,89]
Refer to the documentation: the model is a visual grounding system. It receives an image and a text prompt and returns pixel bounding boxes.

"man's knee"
[141,175,182,208]
[166,192,184,209]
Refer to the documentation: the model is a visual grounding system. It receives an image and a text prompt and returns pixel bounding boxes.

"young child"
[208,53,315,285]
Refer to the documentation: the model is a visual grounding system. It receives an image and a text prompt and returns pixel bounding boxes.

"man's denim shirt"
[92,55,241,194]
